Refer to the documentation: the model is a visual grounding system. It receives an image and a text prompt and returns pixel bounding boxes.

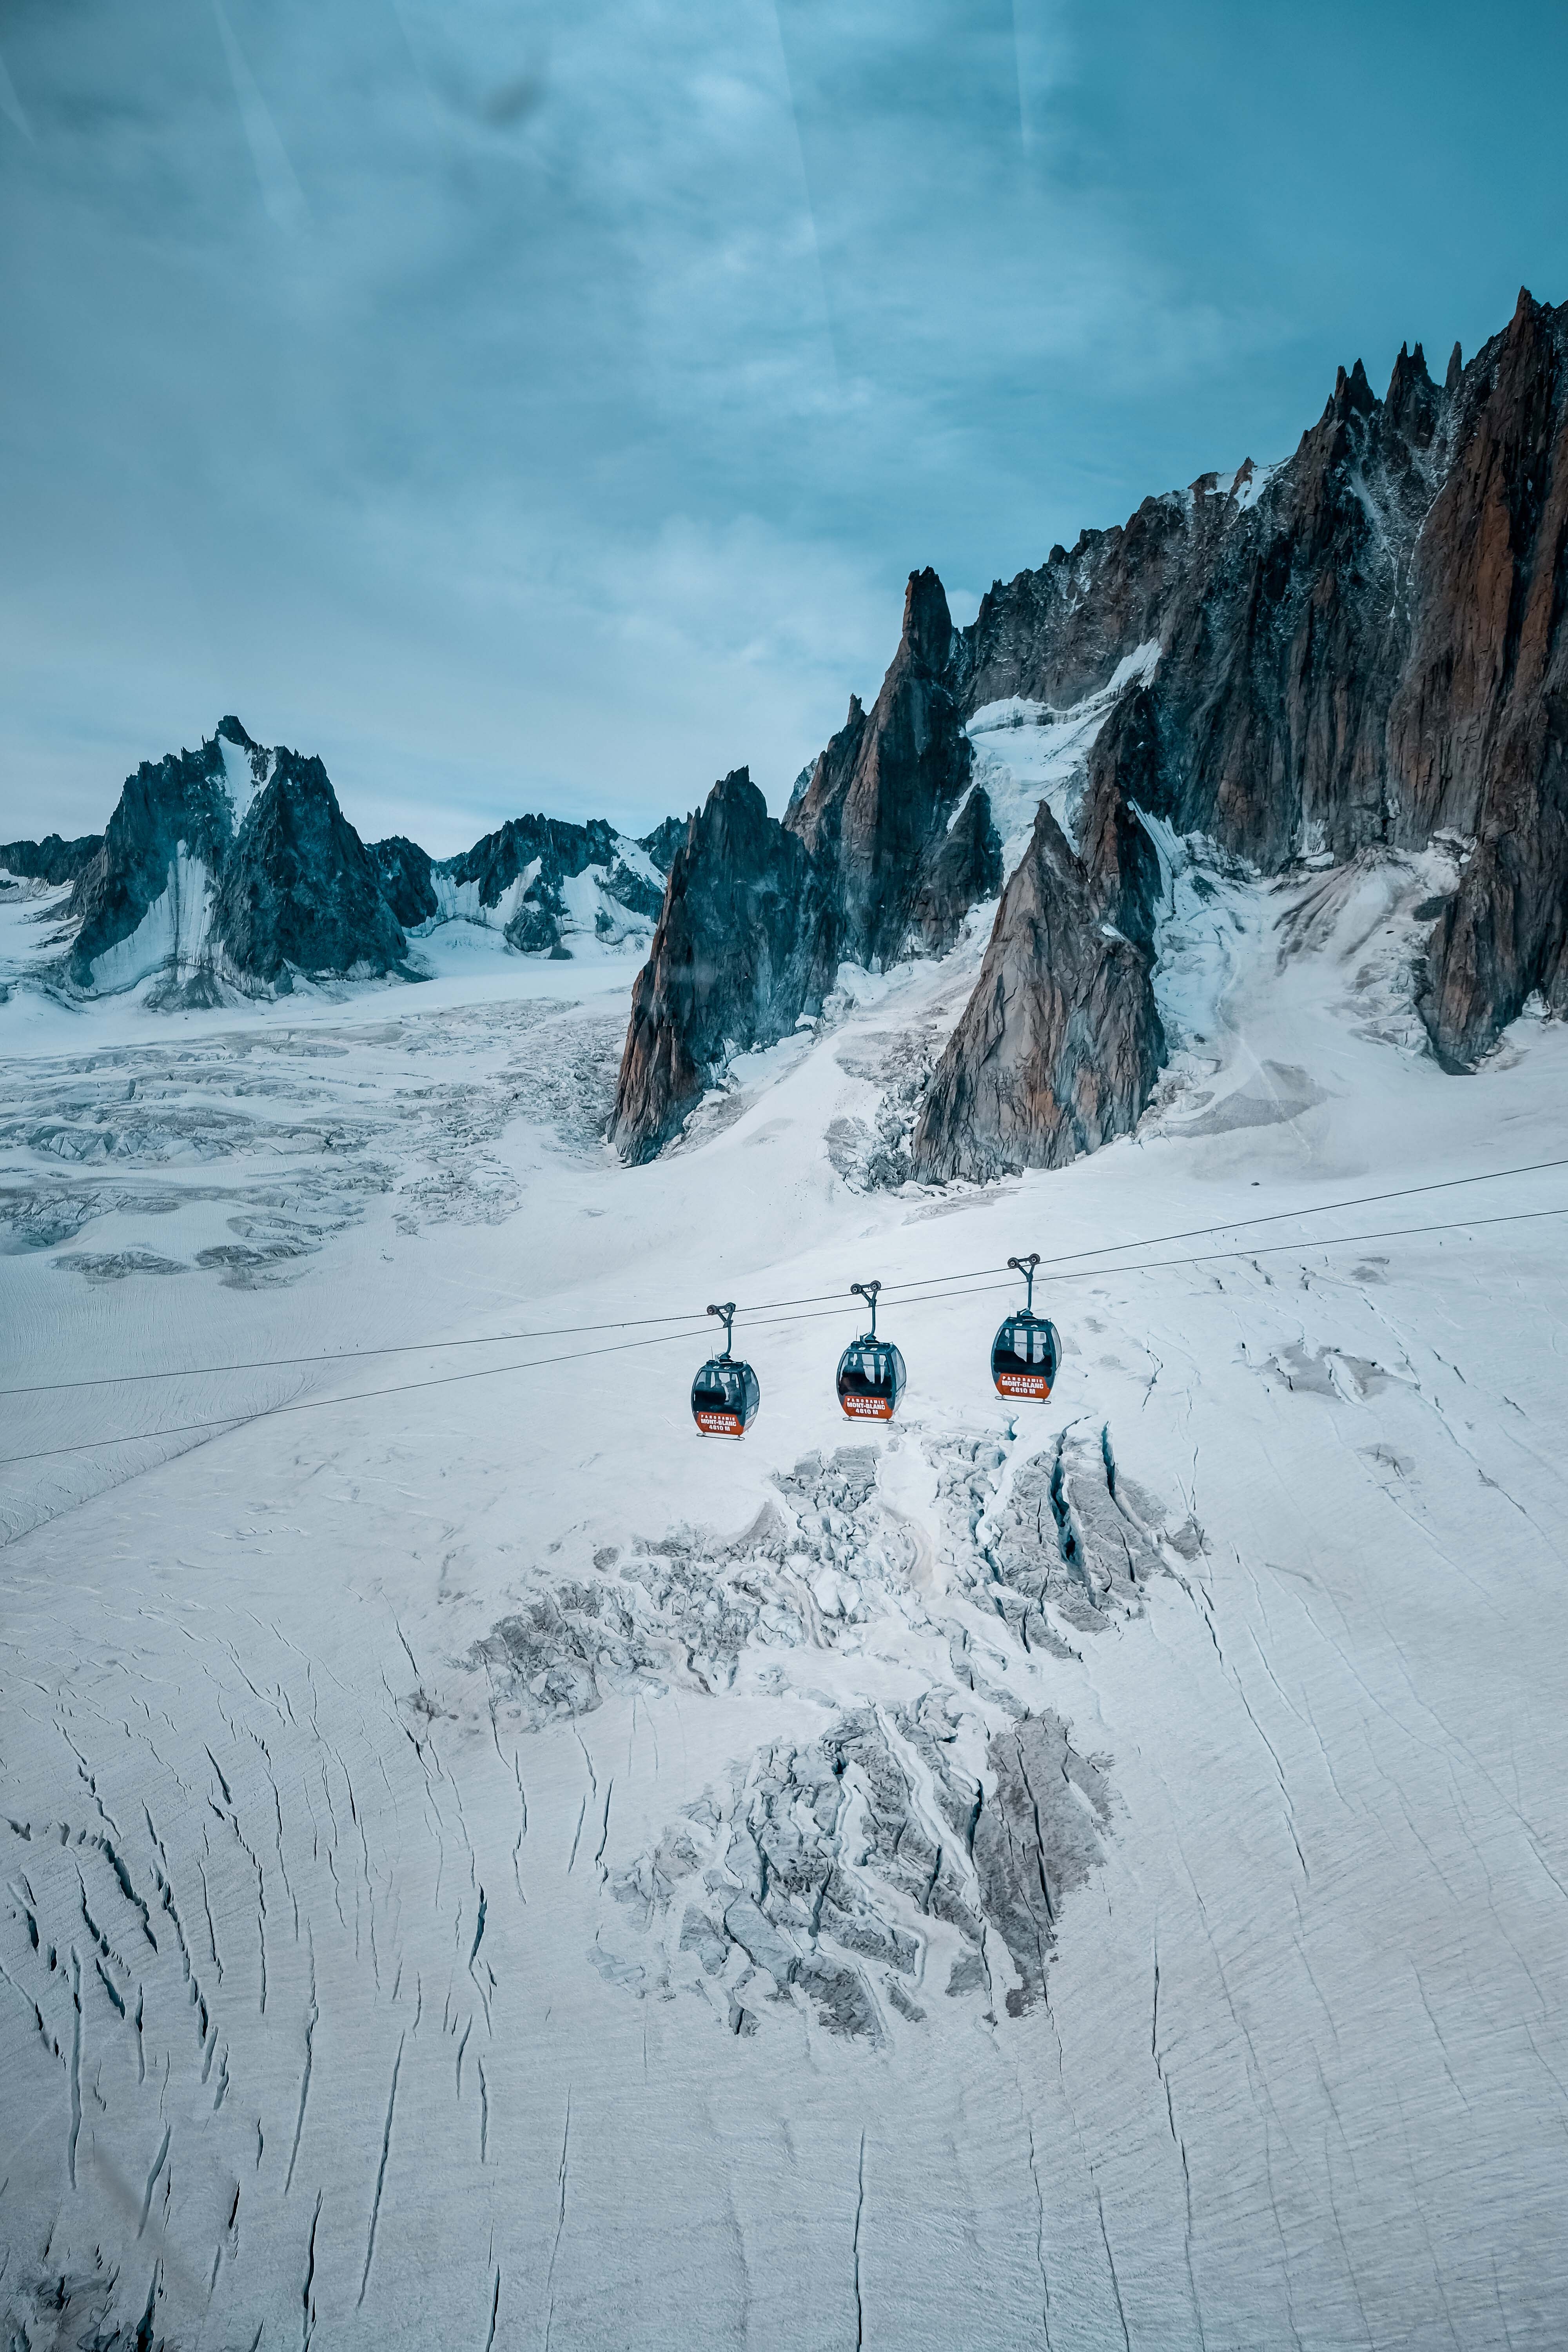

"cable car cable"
[4,1152,1566,1403]
[4,1199,1566,1472]
[734,1150,1568,1309]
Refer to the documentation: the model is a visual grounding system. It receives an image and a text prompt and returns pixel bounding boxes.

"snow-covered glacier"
[2,820,1566,2348]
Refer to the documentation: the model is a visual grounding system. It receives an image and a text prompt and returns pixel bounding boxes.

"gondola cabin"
[992,1250,1058,1402]
[691,1356,760,1437]
[835,1337,907,1420]
[991,1313,1058,1401]
[836,1279,906,1420]
[691,1301,760,1438]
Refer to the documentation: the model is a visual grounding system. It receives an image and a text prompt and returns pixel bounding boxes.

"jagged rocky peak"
[610,568,1008,1162]
[1385,340,1439,443]
[789,567,984,970]
[613,285,1568,1184]
[212,748,408,992]
[369,835,437,929]
[58,718,408,1001]
[382,806,681,959]
[911,793,1164,1183]
[637,813,690,873]
[0,833,102,886]
[611,768,829,1163]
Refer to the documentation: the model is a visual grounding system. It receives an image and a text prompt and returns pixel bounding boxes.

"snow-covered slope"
[2,850,1566,2348]
[967,639,1161,875]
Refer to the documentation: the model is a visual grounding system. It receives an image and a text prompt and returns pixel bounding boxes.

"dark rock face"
[611,770,830,1161]
[370,835,437,928]
[612,573,1001,1160]
[212,750,408,988]
[1074,688,1169,951]
[637,814,689,873]
[908,784,1003,956]
[1390,295,1568,1063]
[61,717,407,995]
[68,730,243,985]
[436,811,666,953]
[957,291,1568,1067]
[911,799,1164,1183]
[792,569,975,966]
[0,834,103,886]
[612,287,1568,1176]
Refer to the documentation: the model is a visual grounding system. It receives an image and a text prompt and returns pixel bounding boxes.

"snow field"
[3,798,1568,2344]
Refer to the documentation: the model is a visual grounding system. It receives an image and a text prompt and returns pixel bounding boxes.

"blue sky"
[2,0,1564,852]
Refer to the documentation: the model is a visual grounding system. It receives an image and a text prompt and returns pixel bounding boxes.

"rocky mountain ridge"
[614,285,1568,1173]
[13,721,681,1004]
[612,569,1003,1160]
[0,833,103,887]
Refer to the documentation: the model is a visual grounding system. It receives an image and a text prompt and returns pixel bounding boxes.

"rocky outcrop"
[67,718,256,985]
[911,797,1164,1183]
[0,833,102,886]
[637,814,690,873]
[611,770,830,1161]
[1390,294,1568,1063]
[212,750,409,988]
[612,573,1002,1160]
[59,717,408,998]
[426,811,671,953]
[956,290,1568,1067]
[370,834,437,928]
[791,569,976,966]
[908,783,1004,955]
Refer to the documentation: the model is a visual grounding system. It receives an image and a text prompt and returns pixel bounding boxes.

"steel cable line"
[5,1153,1568,1403]
[3,1200,1565,1472]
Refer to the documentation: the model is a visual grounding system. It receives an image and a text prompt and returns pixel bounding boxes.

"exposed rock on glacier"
[911,797,1165,1182]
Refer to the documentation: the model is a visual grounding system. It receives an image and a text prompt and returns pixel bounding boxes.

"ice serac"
[610,769,829,1163]
[911,795,1164,1183]
[212,750,409,988]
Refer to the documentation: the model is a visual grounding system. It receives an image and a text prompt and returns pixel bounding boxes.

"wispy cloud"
[0,36,33,140]
[0,0,1563,842]
[210,0,310,235]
